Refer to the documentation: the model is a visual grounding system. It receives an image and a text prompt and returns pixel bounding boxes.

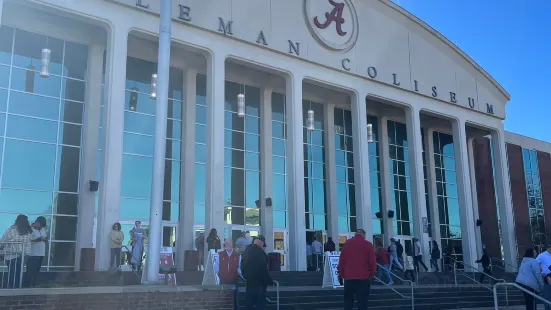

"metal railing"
[0,241,27,289]
[493,282,551,310]
[491,258,518,273]
[238,276,279,310]
[375,263,414,309]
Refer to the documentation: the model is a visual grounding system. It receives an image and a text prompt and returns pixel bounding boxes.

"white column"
[425,128,441,243]
[451,118,478,269]
[467,137,483,257]
[405,107,430,266]
[491,126,518,270]
[177,68,197,270]
[260,88,274,253]
[323,103,338,247]
[0,0,4,25]
[204,53,226,246]
[75,43,104,271]
[351,92,372,241]
[95,25,128,271]
[286,74,306,271]
[379,117,394,246]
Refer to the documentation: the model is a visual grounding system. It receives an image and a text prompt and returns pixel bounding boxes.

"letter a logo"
[314,0,347,36]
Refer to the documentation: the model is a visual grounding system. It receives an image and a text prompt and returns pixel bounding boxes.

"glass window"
[3,139,56,190]
[0,26,13,66]
[121,155,153,199]
[0,189,53,214]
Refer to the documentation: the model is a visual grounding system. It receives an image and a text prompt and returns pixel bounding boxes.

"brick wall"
[0,288,233,310]
[538,151,551,236]
[507,143,531,259]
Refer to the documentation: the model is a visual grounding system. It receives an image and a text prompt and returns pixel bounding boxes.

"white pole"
[145,0,172,283]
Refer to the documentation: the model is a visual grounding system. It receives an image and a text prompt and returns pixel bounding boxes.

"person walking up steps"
[388,238,403,271]
[413,238,429,272]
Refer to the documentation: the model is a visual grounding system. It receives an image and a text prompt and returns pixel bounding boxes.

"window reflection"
[523,148,546,251]
[335,108,356,233]
[388,120,412,236]
[367,115,382,235]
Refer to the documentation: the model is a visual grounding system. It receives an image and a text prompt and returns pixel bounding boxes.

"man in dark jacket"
[242,235,273,309]
[337,229,377,310]
[475,249,492,284]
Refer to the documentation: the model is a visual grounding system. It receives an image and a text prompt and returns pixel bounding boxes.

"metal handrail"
[491,257,518,272]
[239,275,279,310]
[493,282,551,310]
[376,263,414,309]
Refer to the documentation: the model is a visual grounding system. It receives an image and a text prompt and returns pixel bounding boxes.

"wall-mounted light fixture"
[307,110,314,131]
[39,48,51,78]
[367,123,374,143]
[150,73,158,99]
[237,93,245,117]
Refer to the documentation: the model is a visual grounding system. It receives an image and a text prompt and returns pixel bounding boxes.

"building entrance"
[306,230,325,271]
[273,229,289,271]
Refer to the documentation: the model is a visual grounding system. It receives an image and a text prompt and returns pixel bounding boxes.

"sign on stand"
[140,247,177,285]
[202,250,220,285]
[322,253,343,288]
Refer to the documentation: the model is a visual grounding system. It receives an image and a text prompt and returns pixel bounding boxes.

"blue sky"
[392,0,551,143]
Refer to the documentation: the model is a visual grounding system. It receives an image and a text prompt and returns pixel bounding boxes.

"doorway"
[273,229,288,271]
[306,230,325,271]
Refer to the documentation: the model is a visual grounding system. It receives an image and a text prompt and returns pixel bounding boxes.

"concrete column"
[0,0,4,25]
[95,25,128,271]
[204,53,226,244]
[351,92,372,241]
[379,117,394,246]
[491,126,518,270]
[260,88,274,253]
[425,128,441,244]
[467,137,483,257]
[286,74,306,271]
[176,68,197,271]
[75,43,104,271]
[451,119,478,269]
[323,103,338,247]
[405,107,430,266]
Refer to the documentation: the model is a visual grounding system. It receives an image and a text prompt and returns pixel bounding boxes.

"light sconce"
[367,123,374,143]
[237,93,245,117]
[150,73,158,99]
[307,110,315,131]
[129,87,139,111]
[39,48,51,78]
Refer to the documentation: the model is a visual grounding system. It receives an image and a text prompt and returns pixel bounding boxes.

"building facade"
[0,0,545,272]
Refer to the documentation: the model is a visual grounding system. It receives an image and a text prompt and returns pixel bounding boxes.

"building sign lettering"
[314,0,348,36]
[122,0,496,116]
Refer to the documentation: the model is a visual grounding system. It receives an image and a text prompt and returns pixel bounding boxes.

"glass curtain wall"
[0,26,88,269]
[522,148,545,252]
[433,132,461,259]
[367,116,382,236]
[272,92,287,229]
[334,108,356,233]
[194,74,207,226]
[224,81,261,227]
[388,120,412,236]
[303,100,326,230]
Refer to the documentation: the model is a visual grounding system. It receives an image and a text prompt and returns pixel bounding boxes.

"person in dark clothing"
[206,228,221,252]
[475,249,492,284]
[430,241,440,272]
[242,235,273,310]
[337,229,377,310]
[324,237,336,253]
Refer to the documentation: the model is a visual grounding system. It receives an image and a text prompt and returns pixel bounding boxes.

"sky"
[392,0,551,143]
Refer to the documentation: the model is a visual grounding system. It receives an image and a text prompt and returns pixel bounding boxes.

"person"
[311,236,322,271]
[306,242,313,270]
[324,237,336,253]
[475,249,492,284]
[337,229,376,310]
[109,222,124,269]
[245,231,253,245]
[25,216,48,287]
[236,231,251,253]
[195,232,205,271]
[536,243,551,310]
[130,221,145,271]
[0,214,32,288]
[395,239,404,265]
[516,248,543,310]
[206,228,221,252]
[242,235,273,310]
[430,240,441,272]
[413,238,429,272]
[388,238,403,271]
[216,239,242,310]
[403,245,416,284]
[375,240,392,285]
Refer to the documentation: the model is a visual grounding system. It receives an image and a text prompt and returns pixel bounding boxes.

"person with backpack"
[388,238,404,271]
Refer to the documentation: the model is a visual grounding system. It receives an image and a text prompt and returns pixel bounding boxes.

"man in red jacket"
[216,239,241,310]
[337,229,377,310]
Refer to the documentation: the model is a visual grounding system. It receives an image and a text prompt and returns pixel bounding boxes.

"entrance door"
[227,225,260,247]
[162,222,177,248]
[393,235,413,257]
[273,230,288,271]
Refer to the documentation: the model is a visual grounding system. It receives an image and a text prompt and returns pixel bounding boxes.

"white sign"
[201,250,220,285]
[322,254,343,288]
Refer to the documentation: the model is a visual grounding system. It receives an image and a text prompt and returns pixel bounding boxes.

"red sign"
[159,252,177,286]
[313,0,347,36]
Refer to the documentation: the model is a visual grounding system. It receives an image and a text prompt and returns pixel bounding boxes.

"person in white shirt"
[536,244,551,309]
[413,238,429,272]
[306,242,313,269]
[25,216,47,287]
[311,237,323,271]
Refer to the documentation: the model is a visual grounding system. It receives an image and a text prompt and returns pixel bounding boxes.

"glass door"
[162,222,177,248]
[273,230,288,271]
[393,235,413,257]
